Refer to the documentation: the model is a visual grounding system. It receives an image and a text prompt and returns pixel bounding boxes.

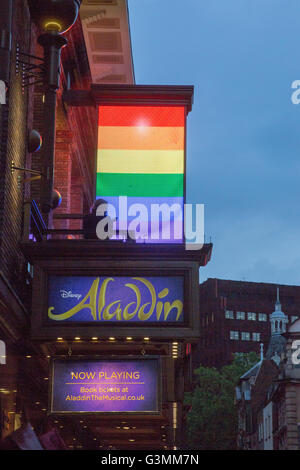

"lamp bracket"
[16,44,45,88]
[11,161,43,177]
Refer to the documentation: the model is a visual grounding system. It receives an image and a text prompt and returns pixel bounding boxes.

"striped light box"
[96,105,185,242]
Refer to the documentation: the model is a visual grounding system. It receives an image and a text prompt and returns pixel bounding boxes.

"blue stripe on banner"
[95,196,184,243]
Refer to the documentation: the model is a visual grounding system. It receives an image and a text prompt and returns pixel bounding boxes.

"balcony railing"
[21,200,214,266]
[22,200,47,242]
[22,200,132,241]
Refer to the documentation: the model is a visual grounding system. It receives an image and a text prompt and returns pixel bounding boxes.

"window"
[230,331,239,340]
[258,422,264,442]
[258,313,267,322]
[225,310,234,319]
[252,332,261,342]
[236,311,245,320]
[265,418,268,441]
[247,312,256,321]
[241,332,251,341]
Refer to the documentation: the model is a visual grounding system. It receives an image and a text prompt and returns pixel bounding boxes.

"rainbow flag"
[96,105,185,242]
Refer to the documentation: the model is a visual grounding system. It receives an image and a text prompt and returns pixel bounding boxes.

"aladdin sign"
[50,358,160,414]
[47,276,184,323]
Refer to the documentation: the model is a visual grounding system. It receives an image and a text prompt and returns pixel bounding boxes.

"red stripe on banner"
[98,106,185,127]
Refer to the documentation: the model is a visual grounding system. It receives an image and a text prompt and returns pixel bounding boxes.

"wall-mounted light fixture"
[25,0,82,214]
[0,0,12,104]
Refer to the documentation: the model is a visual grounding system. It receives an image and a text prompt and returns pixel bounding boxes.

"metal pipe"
[0,0,12,84]
[38,33,67,213]
[40,87,57,213]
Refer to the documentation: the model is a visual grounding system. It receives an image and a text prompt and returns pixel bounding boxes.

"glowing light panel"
[96,105,186,243]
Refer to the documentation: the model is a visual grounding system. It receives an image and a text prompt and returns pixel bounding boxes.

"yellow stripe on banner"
[97,149,184,174]
[98,126,185,150]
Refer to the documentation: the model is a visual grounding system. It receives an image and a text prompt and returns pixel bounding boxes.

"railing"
[22,200,47,242]
[22,201,131,241]
[22,201,85,241]
[50,213,84,237]
[21,201,214,266]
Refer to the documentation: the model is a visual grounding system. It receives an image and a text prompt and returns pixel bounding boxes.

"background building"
[195,278,300,368]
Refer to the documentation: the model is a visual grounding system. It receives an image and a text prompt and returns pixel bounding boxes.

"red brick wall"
[0,5,96,296]
[52,19,96,232]
[0,0,32,301]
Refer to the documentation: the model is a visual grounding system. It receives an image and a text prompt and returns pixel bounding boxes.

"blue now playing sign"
[51,358,160,414]
[47,276,184,323]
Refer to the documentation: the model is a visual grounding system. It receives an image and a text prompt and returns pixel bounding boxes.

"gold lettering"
[103,300,122,320]
[156,288,169,320]
[49,276,184,323]
[48,278,100,321]
[98,277,114,320]
[158,288,169,298]
[123,283,141,320]
[164,300,183,321]
[156,302,164,320]
[134,277,156,321]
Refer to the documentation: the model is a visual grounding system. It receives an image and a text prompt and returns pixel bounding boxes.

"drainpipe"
[0,0,12,103]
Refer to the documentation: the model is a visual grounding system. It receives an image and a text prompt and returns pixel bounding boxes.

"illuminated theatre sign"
[50,358,160,414]
[94,85,193,244]
[47,275,184,324]
[27,86,202,340]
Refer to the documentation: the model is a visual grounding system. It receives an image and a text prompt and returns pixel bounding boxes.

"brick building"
[195,278,300,368]
[0,0,135,448]
[236,303,300,450]
[0,0,212,450]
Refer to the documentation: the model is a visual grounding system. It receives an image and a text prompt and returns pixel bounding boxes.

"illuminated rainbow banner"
[47,275,184,323]
[96,105,185,242]
[50,358,160,414]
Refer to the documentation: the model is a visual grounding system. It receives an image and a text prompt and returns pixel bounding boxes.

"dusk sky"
[128,0,300,286]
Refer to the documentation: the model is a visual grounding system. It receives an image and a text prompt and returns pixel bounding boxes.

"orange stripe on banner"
[98,126,184,150]
[98,106,185,127]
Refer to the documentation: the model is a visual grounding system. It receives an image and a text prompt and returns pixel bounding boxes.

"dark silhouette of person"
[83,199,109,240]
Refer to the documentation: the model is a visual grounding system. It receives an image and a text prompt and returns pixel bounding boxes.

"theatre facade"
[0,0,212,450]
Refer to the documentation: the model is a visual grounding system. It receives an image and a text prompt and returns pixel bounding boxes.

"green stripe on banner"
[96,173,184,197]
